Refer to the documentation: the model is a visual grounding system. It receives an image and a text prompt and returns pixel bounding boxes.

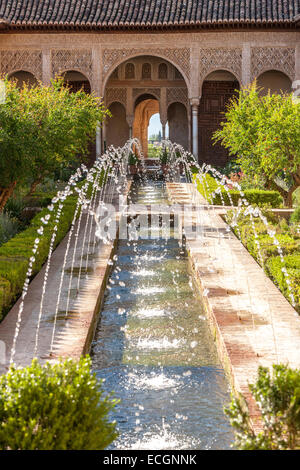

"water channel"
[92,178,233,450]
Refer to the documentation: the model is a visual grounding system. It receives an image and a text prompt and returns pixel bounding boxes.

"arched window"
[142,63,151,79]
[158,63,168,79]
[125,63,135,79]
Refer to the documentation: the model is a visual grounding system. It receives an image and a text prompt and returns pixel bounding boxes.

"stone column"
[96,124,101,156]
[293,43,300,99]
[190,98,200,159]
[126,115,134,141]
[102,122,106,153]
[42,49,51,85]
[242,43,251,87]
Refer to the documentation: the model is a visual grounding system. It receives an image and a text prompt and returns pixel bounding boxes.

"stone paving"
[166,182,300,430]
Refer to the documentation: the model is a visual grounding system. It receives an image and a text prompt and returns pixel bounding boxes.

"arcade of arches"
[3,52,294,167]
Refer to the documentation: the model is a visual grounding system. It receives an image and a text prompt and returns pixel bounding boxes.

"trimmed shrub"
[0,356,118,450]
[0,193,77,321]
[266,254,300,312]
[195,173,283,208]
[225,364,300,450]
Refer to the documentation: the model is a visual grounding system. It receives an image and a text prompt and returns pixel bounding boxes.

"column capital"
[190,97,200,108]
[126,114,134,127]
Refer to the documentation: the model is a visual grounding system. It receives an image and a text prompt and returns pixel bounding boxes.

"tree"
[214,83,300,207]
[0,77,110,210]
[0,79,37,210]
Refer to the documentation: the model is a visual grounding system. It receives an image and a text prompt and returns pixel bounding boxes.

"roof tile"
[0,0,298,30]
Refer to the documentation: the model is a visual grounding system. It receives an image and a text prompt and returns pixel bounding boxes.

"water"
[92,179,233,450]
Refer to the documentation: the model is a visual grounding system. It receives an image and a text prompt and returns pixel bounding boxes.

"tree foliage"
[0,356,118,450]
[0,77,109,211]
[214,84,300,207]
[225,364,300,450]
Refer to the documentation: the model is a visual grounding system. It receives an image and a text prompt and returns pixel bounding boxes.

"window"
[125,63,135,79]
[142,63,151,79]
[158,63,168,79]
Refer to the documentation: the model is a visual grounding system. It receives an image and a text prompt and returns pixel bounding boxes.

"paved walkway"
[166,182,300,430]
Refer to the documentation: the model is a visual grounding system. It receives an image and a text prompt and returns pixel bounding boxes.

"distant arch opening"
[199,70,240,166]
[256,70,292,95]
[62,70,91,94]
[8,70,38,88]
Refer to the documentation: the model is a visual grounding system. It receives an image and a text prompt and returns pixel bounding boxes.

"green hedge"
[266,255,300,313]
[0,194,78,321]
[194,173,283,208]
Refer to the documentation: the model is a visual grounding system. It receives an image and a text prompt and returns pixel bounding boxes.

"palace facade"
[0,1,299,164]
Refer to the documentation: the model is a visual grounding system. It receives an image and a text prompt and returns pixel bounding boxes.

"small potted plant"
[159,148,170,175]
[128,152,139,175]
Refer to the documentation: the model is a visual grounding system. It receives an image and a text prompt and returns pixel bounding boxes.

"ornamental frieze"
[251,47,295,81]
[132,88,161,101]
[166,87,188,109]
[105,88,127,108]
[0,50,42,80]
[199,48,242,83]
[51,49,93,81]
[103,48,190,81]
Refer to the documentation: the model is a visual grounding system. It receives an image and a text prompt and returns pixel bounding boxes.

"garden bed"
[225,209,300,312]
[0,193,78,321]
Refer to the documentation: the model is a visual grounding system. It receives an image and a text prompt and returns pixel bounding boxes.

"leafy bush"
[246,233,300,266]
[195,173,283,208]
[0,193,77,321]
[0,213,21,247]
[266,255,300,312]
[0,356,118,450]
[291,207,300,224]
[225,364,300,450]
[4,193,25,219]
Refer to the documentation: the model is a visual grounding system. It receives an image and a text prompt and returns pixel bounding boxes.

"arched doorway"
[62,70,91,94]
[257,70,292,96]
[199,70,240,167]
[133,94,159,157]
[103,55,189,156]
[8,70,38,88]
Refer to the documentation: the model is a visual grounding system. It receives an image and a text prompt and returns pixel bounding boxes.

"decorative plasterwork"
[105,88,127,108]
[133,88,161,101]
[167,87,188,109]
[51,49,93,81]
[251,47,295,81]
[103,48,190,81]
[199,48,242,84]
[0,50,42,79]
